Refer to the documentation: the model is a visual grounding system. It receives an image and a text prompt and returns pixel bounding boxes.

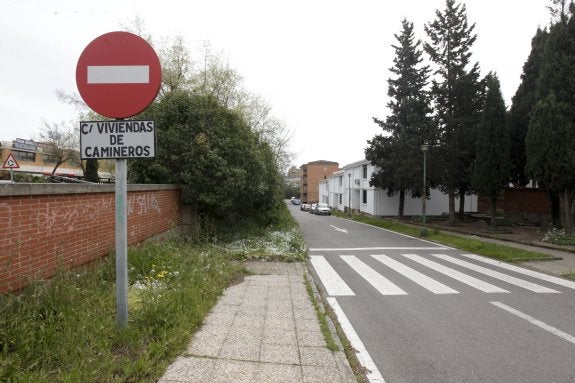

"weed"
[543,228,575,246]
[303,274,338,352]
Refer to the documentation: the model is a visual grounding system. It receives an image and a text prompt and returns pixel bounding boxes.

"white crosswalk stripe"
[370,254,459,294]
[341,255,407,295]
[309,253,565,298]
[460,253,575,290]
[430,254,560,293]
[310,255,355,296]
[402,253,510,293]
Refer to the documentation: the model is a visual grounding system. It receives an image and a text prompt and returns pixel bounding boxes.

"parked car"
[315,203,331,215]
[309,203,318,214]
[300,203,311,211]
[291,198,301,205]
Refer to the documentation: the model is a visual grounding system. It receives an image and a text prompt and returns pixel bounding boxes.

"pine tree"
[366,18,432,217]
[424,0,484,223]
[472,73,510,229]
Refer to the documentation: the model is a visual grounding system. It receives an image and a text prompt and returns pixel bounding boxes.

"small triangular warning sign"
[2,153,20,169]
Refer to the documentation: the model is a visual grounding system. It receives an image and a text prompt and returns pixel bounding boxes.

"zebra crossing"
[310,252,575,297]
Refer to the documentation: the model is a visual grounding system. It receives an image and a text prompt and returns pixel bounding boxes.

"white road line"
[461,253,575,290]
[327,297,387,383]
[348,218,453,248]
[309,256,355,296]
[431,254,560,294]
[402,254,510,293]
[340,255,407,295]
[87,65,150,84]
[309,246,448,252]
[491,302,575,345]
[371,254,459,294]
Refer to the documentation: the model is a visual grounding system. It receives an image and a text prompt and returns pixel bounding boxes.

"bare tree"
[38,121,79,177]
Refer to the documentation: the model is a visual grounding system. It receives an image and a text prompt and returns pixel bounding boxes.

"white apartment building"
[320,159,477,216]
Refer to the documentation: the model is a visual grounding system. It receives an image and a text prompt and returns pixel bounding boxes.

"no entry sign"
[76,31,161,118]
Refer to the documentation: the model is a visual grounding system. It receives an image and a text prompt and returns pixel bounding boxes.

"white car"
[315,203,331,215]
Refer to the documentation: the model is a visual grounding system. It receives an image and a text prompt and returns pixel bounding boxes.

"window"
[12,150,35,162]
[338,176,343,186]
[362,189,367,204]
[339,194,342,204]
[43,154,58,164]
[362,164,368,179]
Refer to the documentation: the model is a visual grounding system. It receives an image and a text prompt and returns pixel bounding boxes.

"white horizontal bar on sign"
[87,65,150,84]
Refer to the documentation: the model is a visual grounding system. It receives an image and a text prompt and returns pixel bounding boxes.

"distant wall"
[477,188,551,225]
[0,184,182,294]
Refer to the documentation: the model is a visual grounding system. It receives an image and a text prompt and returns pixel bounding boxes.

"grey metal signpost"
[115,158,128,325]
[76,32,161,328]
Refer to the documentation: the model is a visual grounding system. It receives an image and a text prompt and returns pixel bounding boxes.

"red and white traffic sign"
[76,31,162,119]
[2,153,19,169]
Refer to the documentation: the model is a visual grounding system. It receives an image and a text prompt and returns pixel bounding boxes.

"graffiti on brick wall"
[128,194,161,215]
[36,194,161,234]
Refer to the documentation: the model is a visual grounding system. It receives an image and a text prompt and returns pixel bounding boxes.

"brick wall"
[477,188,551,224]
[0,184,182,294]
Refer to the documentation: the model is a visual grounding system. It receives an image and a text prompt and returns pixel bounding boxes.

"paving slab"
[157,261,356,383]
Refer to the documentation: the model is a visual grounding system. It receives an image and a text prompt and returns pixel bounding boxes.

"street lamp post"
[421,144,430,226]
[348,173,351,217]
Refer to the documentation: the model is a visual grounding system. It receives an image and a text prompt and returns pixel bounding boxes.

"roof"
[341,158,369,168]
[304,160,339,166]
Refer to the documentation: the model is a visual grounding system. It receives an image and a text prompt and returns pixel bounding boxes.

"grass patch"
[303,274,338,352]
[333,211,552,263]
[563,272,575,281]
[0,240,243,382]
[0,203,307,382]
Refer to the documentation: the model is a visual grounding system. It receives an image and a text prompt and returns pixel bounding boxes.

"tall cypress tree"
[526,3,575,233]
[509,29,548,187]
[472,73,510,229]
[366,18,431,217]
[424,0,484,223]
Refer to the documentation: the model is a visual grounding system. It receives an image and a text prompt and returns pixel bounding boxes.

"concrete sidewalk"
[158,262,356,383]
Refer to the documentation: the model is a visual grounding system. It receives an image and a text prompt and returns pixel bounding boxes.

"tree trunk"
[458,186,466,222]
[398,190,405,218]
[550,191,561,228]
[448,187,456,224]
[559,189,574,235]
[490,197,497,230]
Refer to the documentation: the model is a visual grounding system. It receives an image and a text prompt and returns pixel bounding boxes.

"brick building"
[300,160,339,203]
[0,138,83,179]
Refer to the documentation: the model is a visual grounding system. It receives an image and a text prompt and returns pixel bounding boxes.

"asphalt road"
[288,203,575,383]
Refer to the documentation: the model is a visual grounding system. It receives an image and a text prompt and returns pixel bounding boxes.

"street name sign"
[76,31,161,118]
[79,120,156,159]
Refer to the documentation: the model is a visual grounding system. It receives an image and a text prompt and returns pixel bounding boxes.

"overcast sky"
[1,0,551,169]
